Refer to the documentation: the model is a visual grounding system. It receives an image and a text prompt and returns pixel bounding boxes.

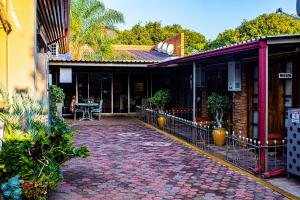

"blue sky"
[101,0,296,40]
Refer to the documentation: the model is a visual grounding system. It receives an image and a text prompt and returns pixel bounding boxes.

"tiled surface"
[268,176,300,198]
[49,117,287,200]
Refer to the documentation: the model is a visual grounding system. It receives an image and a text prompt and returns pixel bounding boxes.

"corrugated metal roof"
[49,58,159,64]
[149,34,300,68]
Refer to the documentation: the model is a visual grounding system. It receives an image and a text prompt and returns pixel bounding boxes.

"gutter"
[148,40,264,68]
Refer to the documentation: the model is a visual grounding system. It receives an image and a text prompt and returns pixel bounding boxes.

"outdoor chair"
[91,99,103,120]
[74,105,84,120]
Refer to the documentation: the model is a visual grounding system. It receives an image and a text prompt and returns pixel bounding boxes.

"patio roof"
[148,34,300,68]
[37,0,70,53]
[49,59,159,68]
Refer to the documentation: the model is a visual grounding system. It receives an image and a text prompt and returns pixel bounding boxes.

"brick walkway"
[49,117,287,200]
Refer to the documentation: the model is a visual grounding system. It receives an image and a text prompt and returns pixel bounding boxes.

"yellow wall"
[0,0,35,95]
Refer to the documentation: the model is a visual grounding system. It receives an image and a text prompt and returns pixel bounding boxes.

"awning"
[37,0,70,53]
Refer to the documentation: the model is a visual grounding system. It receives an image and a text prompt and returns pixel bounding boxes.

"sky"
[101,0,296,40]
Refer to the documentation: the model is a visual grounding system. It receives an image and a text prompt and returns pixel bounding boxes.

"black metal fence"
[136,106,286,177]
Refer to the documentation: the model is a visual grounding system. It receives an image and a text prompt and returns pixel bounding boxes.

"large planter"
[212,128,226,146]
[157,115,166,128]
[56,103,63,117]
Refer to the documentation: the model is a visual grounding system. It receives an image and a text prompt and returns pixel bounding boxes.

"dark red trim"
[258,41,268,169]
[148,40,267,68]
[47,31,68,45]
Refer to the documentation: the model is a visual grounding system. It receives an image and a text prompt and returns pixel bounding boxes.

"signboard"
[60,68,72,83]
[134,82,144,92]
[292,111,300,123]
[279,73,292,79]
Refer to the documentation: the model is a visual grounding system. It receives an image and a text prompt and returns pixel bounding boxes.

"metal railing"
[136,106,286,177]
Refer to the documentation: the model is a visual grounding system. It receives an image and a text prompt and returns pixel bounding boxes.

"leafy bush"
[49,85,65,116]
[0,87,89,200]
[148,90,171,113]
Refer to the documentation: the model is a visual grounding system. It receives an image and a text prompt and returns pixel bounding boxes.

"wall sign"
[279,73,292,79]
[60,68,72,83]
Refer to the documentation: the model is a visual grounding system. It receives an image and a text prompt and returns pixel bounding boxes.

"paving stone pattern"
[49,118,287,200]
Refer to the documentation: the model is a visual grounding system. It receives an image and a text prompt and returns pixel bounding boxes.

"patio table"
[76,103,98,121]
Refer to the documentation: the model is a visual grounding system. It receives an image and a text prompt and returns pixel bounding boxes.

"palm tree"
[70,0,124,60]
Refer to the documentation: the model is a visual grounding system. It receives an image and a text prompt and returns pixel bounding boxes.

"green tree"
[205,29,241,50]
[70,0,124,60]
[239,13,300,40]
[114,22,207,55]
[206,13,300,50]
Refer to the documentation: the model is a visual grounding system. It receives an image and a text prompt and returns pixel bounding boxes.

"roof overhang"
[149,34,300,68]
[37,0,70,53]
[49,60,158,68]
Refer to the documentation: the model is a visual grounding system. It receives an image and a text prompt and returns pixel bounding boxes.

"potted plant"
[50,85,65,118]
[148,90,171,128]
[207,93,232,146]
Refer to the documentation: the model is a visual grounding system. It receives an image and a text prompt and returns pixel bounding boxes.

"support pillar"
[258,42,268,170]
[193,62,196,122]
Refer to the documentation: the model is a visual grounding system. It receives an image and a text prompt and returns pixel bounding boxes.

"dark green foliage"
[206,13,300,50]
[148,90,171,112]
[49,85,65,116]
[114,22,207,55]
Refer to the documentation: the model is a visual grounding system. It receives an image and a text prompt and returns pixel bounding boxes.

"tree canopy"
[114,22,207,55]
[205,13,300,50]
[70,0,124,60]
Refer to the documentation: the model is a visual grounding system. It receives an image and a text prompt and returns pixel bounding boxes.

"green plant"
[1,175,22,200]
[207,93,232,128]
[0,88,89,200]
[49,85,65,116]
[148,90,171,113]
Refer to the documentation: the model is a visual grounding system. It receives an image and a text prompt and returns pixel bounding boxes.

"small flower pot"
[212,128,226,146]
[157,115,166,128]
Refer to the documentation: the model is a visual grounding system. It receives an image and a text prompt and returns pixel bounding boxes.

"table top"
[76,103,98,107]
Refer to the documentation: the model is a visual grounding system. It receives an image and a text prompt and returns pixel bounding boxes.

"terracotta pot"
[212,128,226,146]
[0,101,4,110]
[157,115,166,128]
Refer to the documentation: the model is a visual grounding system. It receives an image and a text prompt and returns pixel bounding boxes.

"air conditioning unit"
[196,66,205,88]
[228,61,241,91]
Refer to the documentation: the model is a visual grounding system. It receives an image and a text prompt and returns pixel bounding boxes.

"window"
[50,43,58,57]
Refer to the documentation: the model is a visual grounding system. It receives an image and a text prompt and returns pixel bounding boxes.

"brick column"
[232,65,248,137]
[201,91,209,118]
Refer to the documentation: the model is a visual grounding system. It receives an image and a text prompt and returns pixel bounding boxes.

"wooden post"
[258,41,268,170]
[193,62,196,122]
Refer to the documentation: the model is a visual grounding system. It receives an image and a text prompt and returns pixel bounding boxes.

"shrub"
[49,85,65,116]
[0,87,89,200]
[148,90,171,113]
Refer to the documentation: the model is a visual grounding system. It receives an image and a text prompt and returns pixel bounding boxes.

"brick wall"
[201,91,209,118]
[232,65,248,137]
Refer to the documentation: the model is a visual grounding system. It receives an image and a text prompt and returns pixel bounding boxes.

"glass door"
[113,73,128,113]
[130,73,148,112]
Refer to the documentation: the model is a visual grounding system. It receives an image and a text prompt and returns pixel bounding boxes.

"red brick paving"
[49,117,287,200]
